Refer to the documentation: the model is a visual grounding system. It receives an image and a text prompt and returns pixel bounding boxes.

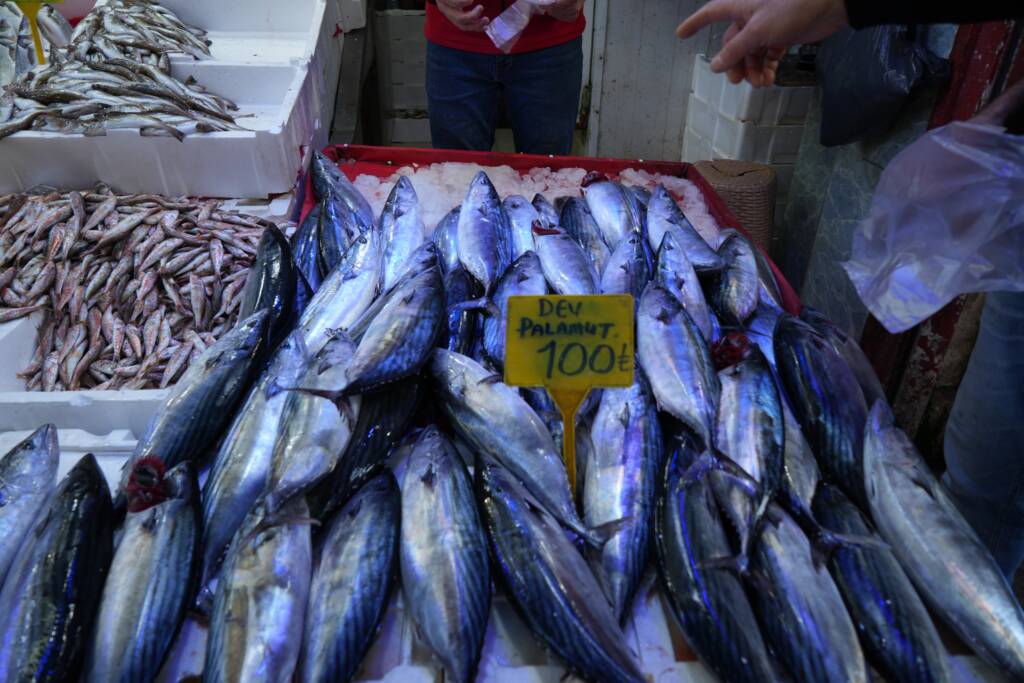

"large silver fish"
[599,231,649,304]
[481,250,547,367]
[204,500,312,683]
[532,194,560,229]
[502,194,539,259]
[645,184,723,272]
[654,230,711,339]
[813,483,952,683]
[865,401,1024,678]
[200,331,308,588]
[0,424,58,588]
[656,449,778,682]
[637,283,719,448]
[0,453,114,683]
[380,177,425,291]
[559,195,611,275]
[86,461,201,683]
[343,265,444,394]
[583,370,662,621]
[431,348,593,542]
[299,228,382,355]
[400,427,490,683]
[432,207,461,274]
[118,309,269,507]
[534,225,598,295]
[299,471,400,683]
[478,460,645,683]
[264,334,359,513]
[311,151,375,232]
[712,346,783,559]
[774,314,868,507]
[800,305,886,409]
[713,470,867,683]
[581,173,640,249]
[457,172,510,292]
[710,229,759,325]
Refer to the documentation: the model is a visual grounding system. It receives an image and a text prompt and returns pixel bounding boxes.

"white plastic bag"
[842,121,1024,332]
[485,0,556,54]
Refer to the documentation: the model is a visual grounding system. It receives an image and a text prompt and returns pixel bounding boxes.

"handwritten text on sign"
[504,294,635,390]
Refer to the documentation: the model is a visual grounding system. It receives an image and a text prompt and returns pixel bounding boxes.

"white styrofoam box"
[383,117,431,147]
[682,125,712,163]
[686,94,802,165]
[0,61,313,198]
[691,54,813,125]
[0,314,167,437]
[375,10,428,114]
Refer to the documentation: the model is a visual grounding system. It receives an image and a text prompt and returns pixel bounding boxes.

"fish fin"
[699,553,750,577]
[810,527,889,568]
[679,452,719,487]
[477,373,503,386]
[265,378,285,400]
[450,296,498,318]
[191,586,215,621]
[584,516,631,547]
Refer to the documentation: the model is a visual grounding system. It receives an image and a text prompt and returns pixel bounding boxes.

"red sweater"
[425,1,585,55]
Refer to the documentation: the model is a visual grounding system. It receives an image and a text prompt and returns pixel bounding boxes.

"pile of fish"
[4,153,1024,683]
[0,187,280,391]
[0,3,35,87]
[0,0,241,141]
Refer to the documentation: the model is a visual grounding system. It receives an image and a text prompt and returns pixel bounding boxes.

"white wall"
[585,0,713,160]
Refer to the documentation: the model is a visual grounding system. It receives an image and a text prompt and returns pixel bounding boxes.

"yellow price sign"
[504,294,635,495]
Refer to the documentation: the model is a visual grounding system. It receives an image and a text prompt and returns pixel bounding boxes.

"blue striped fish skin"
[0,453,114,683]
[559,195,610,275]
[87,462,201,683]
[645,184,723,272]
[400,427,490,683]
[457,171,511,293]
[813,483,952,683]
[656,448,778,683]
[0,424,59,588]
[204,499,312,683]
[291,203,323,295]
[531,193,559,230]
[236,224,297,352]
[773,314,868,508]
[478,460,645,683]
[311,150,375,232]
[865,402,1024,679]
[482,250,546,368]
[200,331,308,589]
[343,265,444,394]
[380,176,425,291]
[583,369,662,621]
[118,309,269,507]
[442,265,480,356]
[432,207,461,274]
[300,471,400,683]
[712,469,867,683]
[709,229,760,326]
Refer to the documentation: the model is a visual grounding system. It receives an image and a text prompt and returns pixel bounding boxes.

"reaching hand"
[676,0,849,87]
[437,0,489,32]
[542,0,584,22]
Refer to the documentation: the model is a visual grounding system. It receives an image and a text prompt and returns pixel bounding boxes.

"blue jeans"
[943,290,1024,580]
[425,37,583,155]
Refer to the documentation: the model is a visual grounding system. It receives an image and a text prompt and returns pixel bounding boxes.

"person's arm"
[430,0,489,32]
[846,0,1021,29]
[677,0,1022,87]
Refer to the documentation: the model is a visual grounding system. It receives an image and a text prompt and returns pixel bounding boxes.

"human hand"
[542,0,583,23]
[436,0,489,32]
[676,0,849,87]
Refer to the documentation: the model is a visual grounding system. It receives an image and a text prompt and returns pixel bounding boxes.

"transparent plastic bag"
[485,0,556,53]
[843,121,1024,333]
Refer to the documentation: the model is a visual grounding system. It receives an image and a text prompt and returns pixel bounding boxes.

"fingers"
[676,0,741,40]
[710,20,763,73]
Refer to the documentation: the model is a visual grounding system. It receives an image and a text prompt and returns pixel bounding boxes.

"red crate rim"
[299,144,800,315]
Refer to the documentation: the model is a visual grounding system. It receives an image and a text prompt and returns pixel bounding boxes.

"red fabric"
[425,2,585,55]
[301,145,802,315]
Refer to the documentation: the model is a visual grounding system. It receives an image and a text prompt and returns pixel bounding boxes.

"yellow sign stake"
[504,294,635,495]
[16,1,62,65]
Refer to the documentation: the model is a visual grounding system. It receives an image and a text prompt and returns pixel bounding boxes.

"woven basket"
[693,160,777,251]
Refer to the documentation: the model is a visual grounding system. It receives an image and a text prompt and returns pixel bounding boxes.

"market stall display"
[0,145,1017,683]
[0,188,278,391]
[0,0,342,197]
